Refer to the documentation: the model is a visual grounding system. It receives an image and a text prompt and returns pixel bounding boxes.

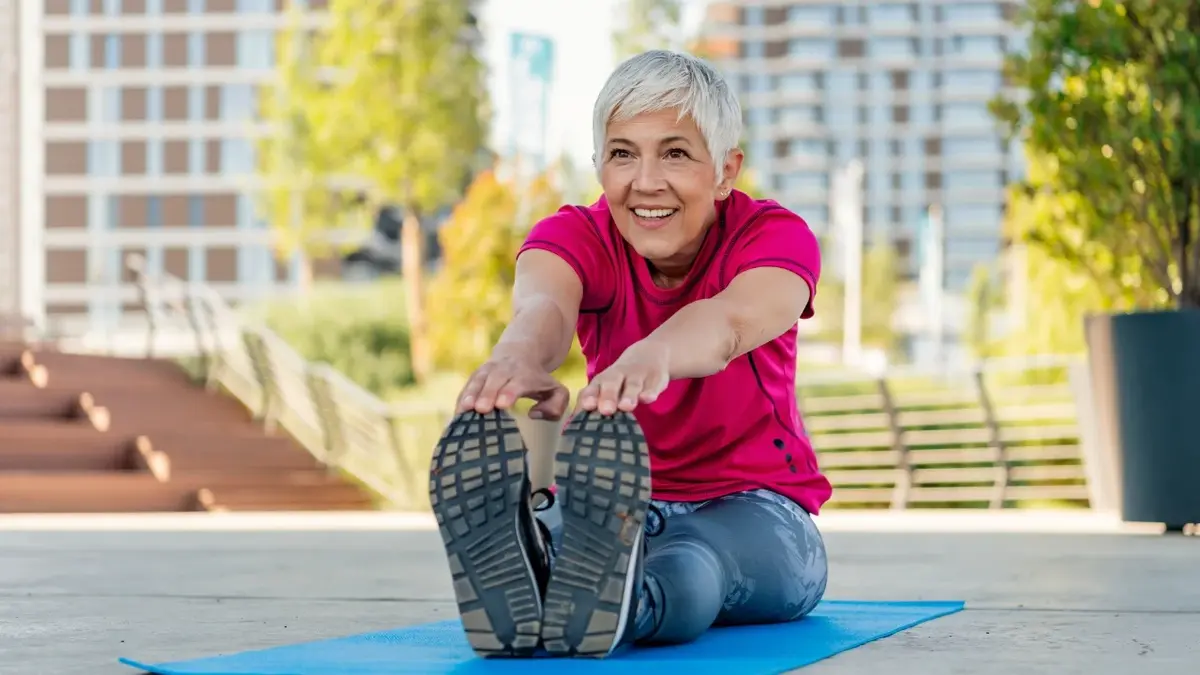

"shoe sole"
[541,410,652,657]
[429,409,542,657]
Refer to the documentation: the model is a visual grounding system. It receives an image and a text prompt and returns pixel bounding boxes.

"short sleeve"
[722,211,822,319]
[518,206,616,312]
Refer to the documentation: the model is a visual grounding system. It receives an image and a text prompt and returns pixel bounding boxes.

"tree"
[258,0,489,383]
[612,0,684,61]
[424,169,588,378]
[991,0,1200,310]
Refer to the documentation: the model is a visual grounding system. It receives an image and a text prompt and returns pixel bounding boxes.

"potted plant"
[992,0,1200,529]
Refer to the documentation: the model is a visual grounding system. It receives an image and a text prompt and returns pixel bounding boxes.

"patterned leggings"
[538,488,829,645]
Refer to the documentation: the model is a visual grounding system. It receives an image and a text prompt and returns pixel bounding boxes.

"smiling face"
[599,108,743,278]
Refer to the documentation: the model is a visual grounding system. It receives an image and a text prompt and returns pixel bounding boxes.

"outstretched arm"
[457,250,583,419]
[579,266,814,414]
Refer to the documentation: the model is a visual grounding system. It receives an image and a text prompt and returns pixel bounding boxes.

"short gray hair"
[592,50,742,184]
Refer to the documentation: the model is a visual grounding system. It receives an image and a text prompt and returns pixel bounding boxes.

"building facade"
[701,0,1027,291]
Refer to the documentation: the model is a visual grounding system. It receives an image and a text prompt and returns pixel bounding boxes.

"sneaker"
[429,409,553,658]
[540,410,653,657]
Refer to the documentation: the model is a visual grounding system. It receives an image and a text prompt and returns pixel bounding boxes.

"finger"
[529,384,570,421]
[578,381,601,411]
[639,373,669,403]
[473,371,513,413]
[617,376,645,412]
[597,375,625,415]
[457,368,491,412]
[494,377,526,409]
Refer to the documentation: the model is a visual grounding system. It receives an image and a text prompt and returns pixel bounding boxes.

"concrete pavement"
[0,511,1196,674]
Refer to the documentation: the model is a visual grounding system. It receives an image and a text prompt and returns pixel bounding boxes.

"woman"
[429,49,830,659]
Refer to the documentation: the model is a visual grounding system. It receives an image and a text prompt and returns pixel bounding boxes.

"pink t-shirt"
[517,190,832,515]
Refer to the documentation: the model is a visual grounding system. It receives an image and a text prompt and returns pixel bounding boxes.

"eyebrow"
[608,135,695,147]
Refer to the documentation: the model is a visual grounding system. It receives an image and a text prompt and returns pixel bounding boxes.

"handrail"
[122,253,426,510]
[118,253,1091,512]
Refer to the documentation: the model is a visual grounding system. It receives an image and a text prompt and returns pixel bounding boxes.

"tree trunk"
[401,209,432,384]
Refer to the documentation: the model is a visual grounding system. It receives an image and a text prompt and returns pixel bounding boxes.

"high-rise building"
[699,0,1027,291]
[1,0,484,342]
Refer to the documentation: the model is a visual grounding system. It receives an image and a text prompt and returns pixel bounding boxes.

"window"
[220,84,256,120]
[789,138,827,156]
[945,237,999,259]
[146,140,163,175]
[943,70,1001,91]
[188,0,206,12]
[787,5,836,25]
[779,72,818,91]
[188,139,206,174]
[943,3,1001,23]
[237,0,274,11]
[943,103,993,126]
[104,35,121,68]
[943,170,1001,191]
[871,37,914,59]
[187,32,205,66]
[870,3,915,25]
[825,71,856,100]
[188,196,205,227]
[70,34,89,70]
[70,0,87,14]
[943,137,998,157]
[146,0,163,14]
[789,39,834,59]
[146,87,163,121]
[220,138,255,174]
[945,204,1001,230]
[103,0,122,15]
[187,85,204,121]
[237,31,274,69]
[147,34,163,67]
[106,195,120,229]
[744,7,764,26]
[88,141,119,176]
[147,196,163,228]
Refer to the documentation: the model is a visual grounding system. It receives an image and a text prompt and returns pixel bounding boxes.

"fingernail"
[461,396,474,406]
[528,410,543,420]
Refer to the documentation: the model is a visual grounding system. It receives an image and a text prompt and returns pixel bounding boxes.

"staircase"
[0,342,375,513]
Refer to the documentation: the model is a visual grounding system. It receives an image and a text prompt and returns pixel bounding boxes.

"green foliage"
[424,169,588,378]
[252,281,416,398]
[612,0,684,61]
[991,0,1200,309]
[963,262,1005,358]
[812,243,902,359]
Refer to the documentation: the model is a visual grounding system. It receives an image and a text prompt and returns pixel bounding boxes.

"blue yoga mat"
[120,600,964,675]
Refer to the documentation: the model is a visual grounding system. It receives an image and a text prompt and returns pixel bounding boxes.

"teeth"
[634,208,676,218]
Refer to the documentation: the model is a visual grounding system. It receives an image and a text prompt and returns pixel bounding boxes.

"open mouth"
[632,208,678,220]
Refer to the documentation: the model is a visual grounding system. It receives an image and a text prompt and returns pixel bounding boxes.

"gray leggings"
[538,488,829,645]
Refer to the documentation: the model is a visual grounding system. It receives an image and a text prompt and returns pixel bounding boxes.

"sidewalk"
[0,510,1195,674]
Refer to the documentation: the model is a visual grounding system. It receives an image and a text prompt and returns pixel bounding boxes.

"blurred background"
[1,0,1196,520]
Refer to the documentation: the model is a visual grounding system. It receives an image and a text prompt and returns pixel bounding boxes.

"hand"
[456,355,570,420]
[578,341,670,415]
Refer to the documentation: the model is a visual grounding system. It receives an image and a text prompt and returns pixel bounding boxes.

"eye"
[609,148,632,159]
[665,148,690,160]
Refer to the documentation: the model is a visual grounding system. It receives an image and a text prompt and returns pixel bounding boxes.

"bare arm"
[458,249,584,419]
[579,266,812,414]
[639,266,813,379]
[488,250,583,372]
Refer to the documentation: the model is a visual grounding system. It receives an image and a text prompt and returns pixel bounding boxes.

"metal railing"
[118,254,1097,512]
[122,254,451,511]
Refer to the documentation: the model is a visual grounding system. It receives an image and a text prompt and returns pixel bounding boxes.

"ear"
[717,148,745,199]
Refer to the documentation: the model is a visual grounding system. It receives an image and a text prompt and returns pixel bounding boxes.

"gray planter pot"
[1083,310,1200,530]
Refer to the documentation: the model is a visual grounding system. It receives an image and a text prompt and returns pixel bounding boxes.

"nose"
[631,155,666,193]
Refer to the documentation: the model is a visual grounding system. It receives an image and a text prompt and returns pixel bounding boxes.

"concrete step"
[0,424,150,472]
[0,472,199,513]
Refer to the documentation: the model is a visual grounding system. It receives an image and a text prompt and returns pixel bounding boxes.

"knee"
[640,542,725,645]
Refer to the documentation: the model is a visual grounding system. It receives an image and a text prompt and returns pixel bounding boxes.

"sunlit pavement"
[1,511,1195,674]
